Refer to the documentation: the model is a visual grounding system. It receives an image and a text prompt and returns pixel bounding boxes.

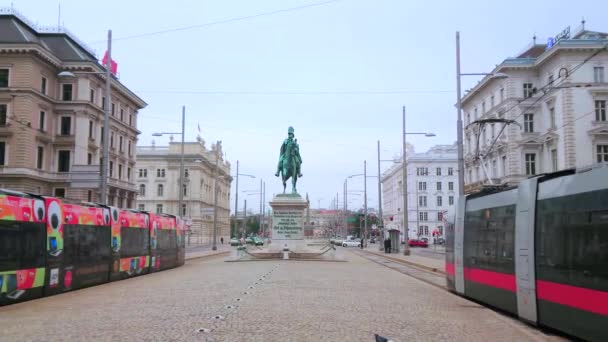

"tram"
[446,163,608,342]
[0,190,185,306]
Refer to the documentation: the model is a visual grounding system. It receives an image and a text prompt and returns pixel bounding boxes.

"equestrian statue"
[275,126,303,194]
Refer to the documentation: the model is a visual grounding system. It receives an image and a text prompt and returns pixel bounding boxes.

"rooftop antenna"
[533,34,536,44]
[581,17,586,30]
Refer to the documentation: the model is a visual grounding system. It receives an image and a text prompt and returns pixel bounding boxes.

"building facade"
[136,138,232,245]
[461,24,608,193]
[0,9,146,206]
[381,143,458,242]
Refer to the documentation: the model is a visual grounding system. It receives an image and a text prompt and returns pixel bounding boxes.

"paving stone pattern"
[0,250,563,342]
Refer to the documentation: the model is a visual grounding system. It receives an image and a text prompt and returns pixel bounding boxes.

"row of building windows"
[416,211,446,222]
[139,184,189,197]
[0,69,136,127]
[0,143,133,183]
[415,167,454,176]
[138,168,192,179]
[467,100,605,148]
[417,195,455,207]
[416,226,444,237]
[468,145,608,183]
[417,181,455,191]
[466,66,606,126]
[0,105,134,158]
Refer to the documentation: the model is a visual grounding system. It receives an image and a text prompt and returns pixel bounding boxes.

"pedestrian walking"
[220,237,224,245]
[385,238,392,253]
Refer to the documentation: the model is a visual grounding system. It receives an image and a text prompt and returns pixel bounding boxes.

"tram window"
[536,189,608,292]
[0,222,45,271]
[464,204,515,274]
[121,227,149,257]
[157,229,177,250]
[63,225,111,264]
[591,210,608,223]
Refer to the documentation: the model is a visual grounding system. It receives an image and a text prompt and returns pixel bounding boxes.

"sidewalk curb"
[186,251,230,261]
[361,250,446,275]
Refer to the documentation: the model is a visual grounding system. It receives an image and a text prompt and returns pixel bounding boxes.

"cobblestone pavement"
[0,250,563,342]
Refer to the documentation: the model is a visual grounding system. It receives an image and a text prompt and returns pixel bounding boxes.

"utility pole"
[234,160,239,238]
[336,191,339,236]
[344,179,348,239]
[100,29,111,204]
[262,182,266,237]
[363,160,368,248]
[377,140,384,251]
[212,141,221,251]
[178,106,185,218]
[402,106,411,255]
[243,199,247,239]
[456,31,465,196]
[259,178,263,235]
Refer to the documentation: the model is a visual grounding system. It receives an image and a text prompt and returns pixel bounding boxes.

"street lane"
[0,251,562,342]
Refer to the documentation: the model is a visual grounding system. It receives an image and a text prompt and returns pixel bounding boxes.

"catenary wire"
[89,0,343,44]
[468,43,608,161]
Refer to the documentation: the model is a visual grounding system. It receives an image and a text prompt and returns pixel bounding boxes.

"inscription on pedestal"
[272,209,303,240]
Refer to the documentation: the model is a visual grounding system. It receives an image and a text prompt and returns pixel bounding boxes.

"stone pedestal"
[226,192,343,262]
[268,193,309,253]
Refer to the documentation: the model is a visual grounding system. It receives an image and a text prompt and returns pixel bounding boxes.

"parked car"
[252,237,264,246]
[245,237,254,245]
[342,239,361,247]
[435,237,445,245]
[229,238,241,246]
[408,239,428,247]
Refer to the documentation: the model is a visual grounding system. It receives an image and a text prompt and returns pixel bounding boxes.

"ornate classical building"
[0,8,145,206]
[461,23,608,193]
[136,138,232,245]
[381,143,458,241]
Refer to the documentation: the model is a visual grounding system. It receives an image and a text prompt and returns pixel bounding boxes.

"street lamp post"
[401,106,436,256]
[343,179,347,239]
[456,31,509,196]
[152,106,186,219]
[402,106,409,255]
[259,178,264,236]
[363,160,367,249]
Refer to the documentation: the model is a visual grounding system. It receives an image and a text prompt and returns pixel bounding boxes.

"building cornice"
[461,41,608,107]
[0,45,147,109]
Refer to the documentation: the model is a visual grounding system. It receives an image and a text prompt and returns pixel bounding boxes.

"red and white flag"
[101,51,118,75]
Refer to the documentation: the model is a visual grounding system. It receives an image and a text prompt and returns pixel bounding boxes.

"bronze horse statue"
[275,127,303,194]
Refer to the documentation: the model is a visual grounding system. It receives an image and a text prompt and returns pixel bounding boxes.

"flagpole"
[100,29,111,205]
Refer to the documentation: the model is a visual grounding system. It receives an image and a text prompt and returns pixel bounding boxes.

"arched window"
[157,184,164,196]
[139,184,146,196]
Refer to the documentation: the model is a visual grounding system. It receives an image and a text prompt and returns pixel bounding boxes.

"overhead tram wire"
[472,43,608,160]
[89,0,343,44]
[133,90,454,95]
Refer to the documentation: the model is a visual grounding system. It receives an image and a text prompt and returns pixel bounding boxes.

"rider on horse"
[275,126,303,178]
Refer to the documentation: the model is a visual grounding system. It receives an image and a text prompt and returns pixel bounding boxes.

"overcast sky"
[10,0,606,212]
